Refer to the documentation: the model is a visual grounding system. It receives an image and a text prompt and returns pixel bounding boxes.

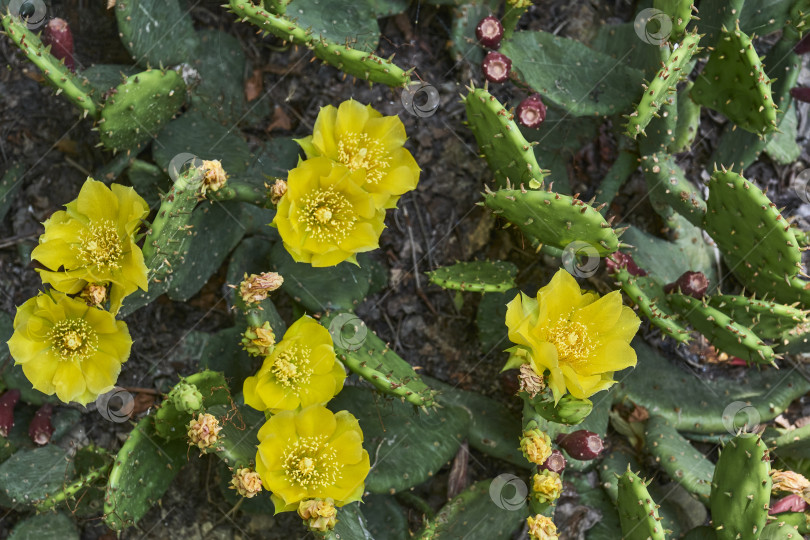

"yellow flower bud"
[201,159,228,195]
[239,272,284,305]
[298,498,338,532]
[187,413,221,450]
[241,322,276,357]
[532,470,562,504]
[79,282,108,307]
[270,178,287,205]
[527,514,558,540]
[230,467,263,498]
[520,428,552,465]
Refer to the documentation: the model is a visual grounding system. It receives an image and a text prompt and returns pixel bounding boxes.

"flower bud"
[169,381,204,414]
[527,514,558,540]
[241,322,276,357]
[80,282,108,307]
[531,470,562,504]
[201,159,228,195]
[518,363,544,398]
[43,18,75,71]
[29,403,54,446]
[187,413,222,450]
[517,94,547,129]
[298,498,338,532]
[239,272,283,305]
[520,427,552,465]
[538,449,566,474]
[556,430,604,460]
[230,467,263,498]
[664,270,709,298]
[269,179,288,205]
[0,389,21,438]
[605,251,647,276]
[475,16,504,49]
[482,51,512,83]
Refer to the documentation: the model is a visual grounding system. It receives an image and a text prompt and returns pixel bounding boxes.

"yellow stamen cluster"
[187,413,222,450]
[230,467,263,498]
[239,272,283,305]
[301,187,356,243]
[77,219,122,269]
[527,515,558,540]
[532,470,562,504]
[298,498,338,532]
[520,429,552,465]
[547,319,593,365]
[48,318,98,362]
[337,132,389,185]
[283,435,340,488]
[271,345,313,388]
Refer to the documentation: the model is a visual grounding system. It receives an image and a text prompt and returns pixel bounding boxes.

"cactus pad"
[427,260,518,293]
[705,294,809,342]
[691,22,778,135]
[611,267,691,342]
[640,153,706,227]
[644,415,714,499]
[114,0,199,67]
[616,468,667,540]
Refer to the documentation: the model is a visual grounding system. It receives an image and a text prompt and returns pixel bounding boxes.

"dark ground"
[1,0,809,539]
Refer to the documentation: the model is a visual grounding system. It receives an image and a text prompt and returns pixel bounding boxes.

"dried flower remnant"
[187,413,222,450]
[230,467,263,498]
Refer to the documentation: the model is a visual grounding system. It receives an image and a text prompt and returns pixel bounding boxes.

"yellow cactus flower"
[504,269,640,402]
[272,157,385,267]
[527,515,558,540]
[255,405,370,513]
[31,178,149,314]
[243,315,346,413]
[520,428,552,465]
[532,470,562,504]
[7,291,132,405]
[296,99,420,209]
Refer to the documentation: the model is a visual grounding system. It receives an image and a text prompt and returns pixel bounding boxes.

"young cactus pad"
[616,468,667,540]
[704,169,809,307]
[427,260,518,293]
[625,31,701,139]
[691,22,778,135]
[463,86,547,189]
[482,185,619,255]
[705,294,810,342]
[640,152,706,228]
[709,434,772,540]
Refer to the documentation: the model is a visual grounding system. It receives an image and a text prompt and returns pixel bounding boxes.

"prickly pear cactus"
[427,260,517,293]
[616,468,667,540]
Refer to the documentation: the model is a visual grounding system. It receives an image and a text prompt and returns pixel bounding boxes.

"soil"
[1,0,809,539]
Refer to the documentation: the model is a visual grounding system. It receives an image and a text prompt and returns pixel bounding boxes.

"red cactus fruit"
[29,403,55,446]
[0,389,21,438]
[605,251,647,276]
[664,270,709,298]
[516,93,547,129]
[481,51,511,83]
[475,16,504,49]
[556,430,604,461]
[790,87,810,103]
[538,449,566,474]
[769,494,807,514]
[43,18,75,71]
[795,33,810,54]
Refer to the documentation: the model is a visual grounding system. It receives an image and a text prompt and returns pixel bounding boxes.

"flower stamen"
[302,188,356,243]
[271,345,313,388]
[546,319,593,364]
[77,219,122,269]
[48,318,98,361]
[283,435,341,487]
[337,132,389,184]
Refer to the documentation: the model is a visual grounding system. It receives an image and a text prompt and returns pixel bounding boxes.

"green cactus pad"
[644,415,714,500]
[321,311,437,408]
[0,445,74,507]
[228,0,411,87]
[653,0,694,40]
[8,512,78,540]
[592,22,663,78]
[670,82,701,153]
[697,0,744,48]
[482,185,620,254]
[764,103,801,165]
[667,292,777,364]
[568,475,622,539]
[206,403,264,468]
[463,86,547,189]
[363,494,409,540]
[640,153,707,227]
[103,416,188,530]
[189,30,247,125]
[98,69,186,152]
[614,340,810,433]
[759,521,802,539]
[1,13,98,118]
[710,435,771,540]
[114,0,199,67]
[705,169,809,307]
[153,370,231,440]
[427,260,518,293]
[329,386,468,493]
[449,0,500,64]
[691,22,778,135]
[616,468,667,540]
[500,31,645,116]
[599,445,642,504]
[611,267,691,342]
[286,0,381,51]
[682,526,719,540]
[705,294,809,342]
[626,31,700,139]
